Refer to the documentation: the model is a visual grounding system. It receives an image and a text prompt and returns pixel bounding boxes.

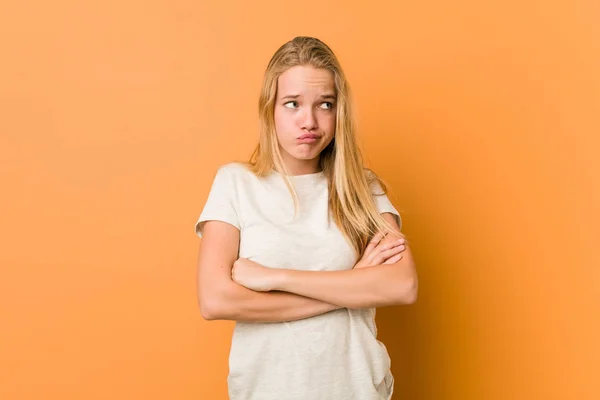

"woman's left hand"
[232,258,279,292]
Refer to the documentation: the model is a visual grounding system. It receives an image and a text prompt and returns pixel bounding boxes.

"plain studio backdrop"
[1,1,598,399]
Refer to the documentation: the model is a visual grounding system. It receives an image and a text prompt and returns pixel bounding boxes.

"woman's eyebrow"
[281,94,301,100]
[280,93,337,101]
[320,94,337,101]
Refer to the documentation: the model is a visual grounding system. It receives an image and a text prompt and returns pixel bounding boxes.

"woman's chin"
[279,144,323,162]
[291,153,320,161]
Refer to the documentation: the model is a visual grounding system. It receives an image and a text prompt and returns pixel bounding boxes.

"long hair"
[245,36,399,258]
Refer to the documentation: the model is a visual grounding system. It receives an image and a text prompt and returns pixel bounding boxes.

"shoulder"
[217,161,247,173]
[213,162,267,191]
[363,167,377,181]
[363,167,387,194]
[215,161,255,179]
[363,167,383,182]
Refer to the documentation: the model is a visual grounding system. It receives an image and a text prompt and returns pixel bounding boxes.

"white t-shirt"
[195,162,402,400]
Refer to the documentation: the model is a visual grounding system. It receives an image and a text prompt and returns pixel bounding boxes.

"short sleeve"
[368,172,403,230]
[194,166,241,238]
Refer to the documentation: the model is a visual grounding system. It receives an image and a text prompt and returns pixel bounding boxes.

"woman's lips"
[298,134,319,144]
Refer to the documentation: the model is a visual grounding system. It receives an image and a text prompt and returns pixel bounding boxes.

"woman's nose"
[300,108,318,131]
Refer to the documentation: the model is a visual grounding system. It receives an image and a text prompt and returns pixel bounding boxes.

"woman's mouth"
[298,134,319,144]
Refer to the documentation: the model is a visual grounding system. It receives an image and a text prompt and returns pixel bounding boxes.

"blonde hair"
[245,36,400,257]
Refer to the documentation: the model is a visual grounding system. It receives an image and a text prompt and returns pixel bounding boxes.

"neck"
[279,154,321,176]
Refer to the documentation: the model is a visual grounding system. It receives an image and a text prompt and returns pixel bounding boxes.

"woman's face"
[274,65,337,173]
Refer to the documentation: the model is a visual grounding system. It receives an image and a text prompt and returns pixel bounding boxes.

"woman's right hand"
[354,232,406,269]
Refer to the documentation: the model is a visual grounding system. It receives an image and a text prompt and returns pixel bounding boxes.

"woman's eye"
[320,102,334,110]
[284,101,298,109]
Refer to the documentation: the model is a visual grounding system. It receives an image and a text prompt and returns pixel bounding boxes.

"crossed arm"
[197,213,418,322]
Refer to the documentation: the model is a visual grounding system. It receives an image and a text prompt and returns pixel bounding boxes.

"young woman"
[195,36,418,400]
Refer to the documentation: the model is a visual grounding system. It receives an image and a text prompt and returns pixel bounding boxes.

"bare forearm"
[200,282,341,322]
[272,264,417,309]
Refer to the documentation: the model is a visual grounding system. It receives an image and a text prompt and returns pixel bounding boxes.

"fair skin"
[197,65,418,321]
[274,65,336,176]
[231,213,417,309]
[197,218,407,322]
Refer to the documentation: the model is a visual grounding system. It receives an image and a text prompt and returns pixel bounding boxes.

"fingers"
[380,238,405,251]
[372,240,406,265]
[360,232,406,267]
[383,253,403,264]
[369,232,385,246]
[364,232,385,257]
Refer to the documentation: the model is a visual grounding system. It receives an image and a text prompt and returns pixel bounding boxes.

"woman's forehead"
[277,65,335,95]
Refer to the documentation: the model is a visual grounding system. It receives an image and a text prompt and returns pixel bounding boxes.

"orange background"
[1,1,599,399]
